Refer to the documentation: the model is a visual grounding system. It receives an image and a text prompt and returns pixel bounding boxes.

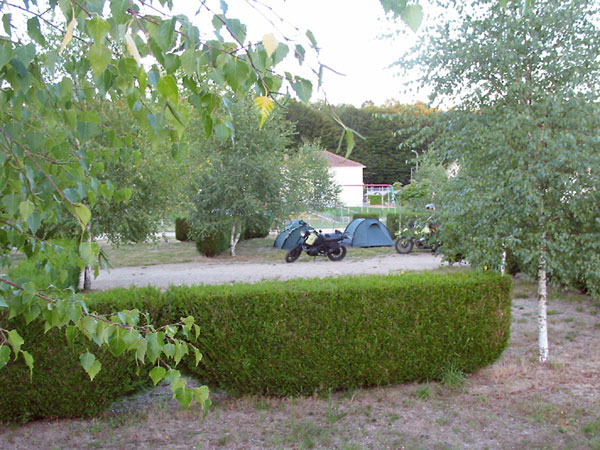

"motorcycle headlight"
[300,230,307,237]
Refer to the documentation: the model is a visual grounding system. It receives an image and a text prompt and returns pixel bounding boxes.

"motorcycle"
[285,228,348,263]
[394,220,442,254]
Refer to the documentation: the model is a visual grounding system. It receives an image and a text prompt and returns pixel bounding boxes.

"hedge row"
[351,213,380,220]
[1,272,511,422]
[90,272,512,396]
[0,312,151,423]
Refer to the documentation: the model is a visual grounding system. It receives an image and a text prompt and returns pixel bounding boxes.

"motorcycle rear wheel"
[327,246,347,261]
[285,246,302,263]
[395,237,414,254]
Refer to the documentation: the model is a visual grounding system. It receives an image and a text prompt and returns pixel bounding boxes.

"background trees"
[285,99,439,185]
[402,0,600,361]
[189,96,338,257]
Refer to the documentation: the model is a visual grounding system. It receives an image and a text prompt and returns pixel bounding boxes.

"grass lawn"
[100,236,401,268]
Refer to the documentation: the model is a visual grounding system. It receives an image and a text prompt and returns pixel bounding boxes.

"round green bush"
[175,217,191,242]
[195,226,230,257]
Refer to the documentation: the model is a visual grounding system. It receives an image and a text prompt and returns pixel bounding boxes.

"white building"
[321,150,365,207]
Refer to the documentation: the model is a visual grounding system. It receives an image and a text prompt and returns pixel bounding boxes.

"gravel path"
[91,253,445,290]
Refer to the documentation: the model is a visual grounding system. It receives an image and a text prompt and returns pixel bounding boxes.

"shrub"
[175,217,191,242]
[195,223,230,257]
[242,214,271,240]
[0,300,152,422]
[351,213,380,220]
[386,213,400,237]
[367,195,382,206]
[91,272,511,396]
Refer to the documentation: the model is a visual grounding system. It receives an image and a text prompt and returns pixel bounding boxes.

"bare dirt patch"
[1,280,599,449]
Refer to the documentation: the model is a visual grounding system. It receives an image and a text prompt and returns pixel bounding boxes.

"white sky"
[184,0,430,107]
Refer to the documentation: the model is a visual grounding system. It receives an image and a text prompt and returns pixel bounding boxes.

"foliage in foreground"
[90,272,511,396]
[0,313,152,423]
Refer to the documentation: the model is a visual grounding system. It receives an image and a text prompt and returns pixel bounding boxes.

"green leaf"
[0,345,10,370]
[272,43,289,65]
[27,17,46,46]
[86,17,110,44]
[80,316,98,337]
[19,200,35,221]
[193,385,210,405]
[3,13,12,37]
[73,203,91,228]
[291,77,313,103]
[114,188,132,202]
[65,325,79,346]
[163,342,175,358]
[0,295,7,308]
[108,334,127,357]
[79,352,95,371]
[157,75,178,103]
[110,0,129,23]
[306,29,318,49]
[3,194,20,217]
[66,302,83,323]
[89,44,111,76]
[224,59,250,93]
[174,387,194,409]
[149,366,166,385]
[22,350,34,379]
[225,18,246,44]
[135,338,147,363]
[344,129,356,156]
[0,43,12,69]
[194,347,202,366]
[401,4,423,33]
[7,329,24,355]
[294,44,305,65]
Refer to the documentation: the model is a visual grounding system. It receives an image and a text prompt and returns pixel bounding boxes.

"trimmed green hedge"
[367,195,382,206]
[91,272,512,396]
[351,213,380,220]
[1,272,510,422]
[0,311,151,423]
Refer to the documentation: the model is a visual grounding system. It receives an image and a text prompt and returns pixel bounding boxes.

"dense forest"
[284,99,439,185]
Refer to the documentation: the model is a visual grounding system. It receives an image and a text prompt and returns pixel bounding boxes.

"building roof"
[321,150,365,168]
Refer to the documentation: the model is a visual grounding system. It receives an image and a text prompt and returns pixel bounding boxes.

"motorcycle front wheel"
[395,237,414,254]
[285,246,302,263]
[327,246,347,261]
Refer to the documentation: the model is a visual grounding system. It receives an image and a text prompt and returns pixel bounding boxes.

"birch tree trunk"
[230,219,242,257]
[83,225,92,291]
[83,265,92,291]
[537,251,549,363]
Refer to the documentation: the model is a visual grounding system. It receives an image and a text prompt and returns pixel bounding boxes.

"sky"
[183,0,430,107]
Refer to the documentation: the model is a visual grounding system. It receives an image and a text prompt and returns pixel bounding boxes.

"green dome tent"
[343,218,394,247]
[274,220,315,250]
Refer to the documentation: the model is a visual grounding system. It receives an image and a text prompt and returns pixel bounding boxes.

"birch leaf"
[125,32,142,66]
[263,33,278,57]
[59,16,77,54]
[255,96,274,129]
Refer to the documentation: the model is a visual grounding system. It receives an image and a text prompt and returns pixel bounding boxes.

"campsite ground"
[1,239,599,449]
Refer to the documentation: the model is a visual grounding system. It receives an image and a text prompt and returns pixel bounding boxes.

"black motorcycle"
[394,221,442,254]
[285,229,348,263]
